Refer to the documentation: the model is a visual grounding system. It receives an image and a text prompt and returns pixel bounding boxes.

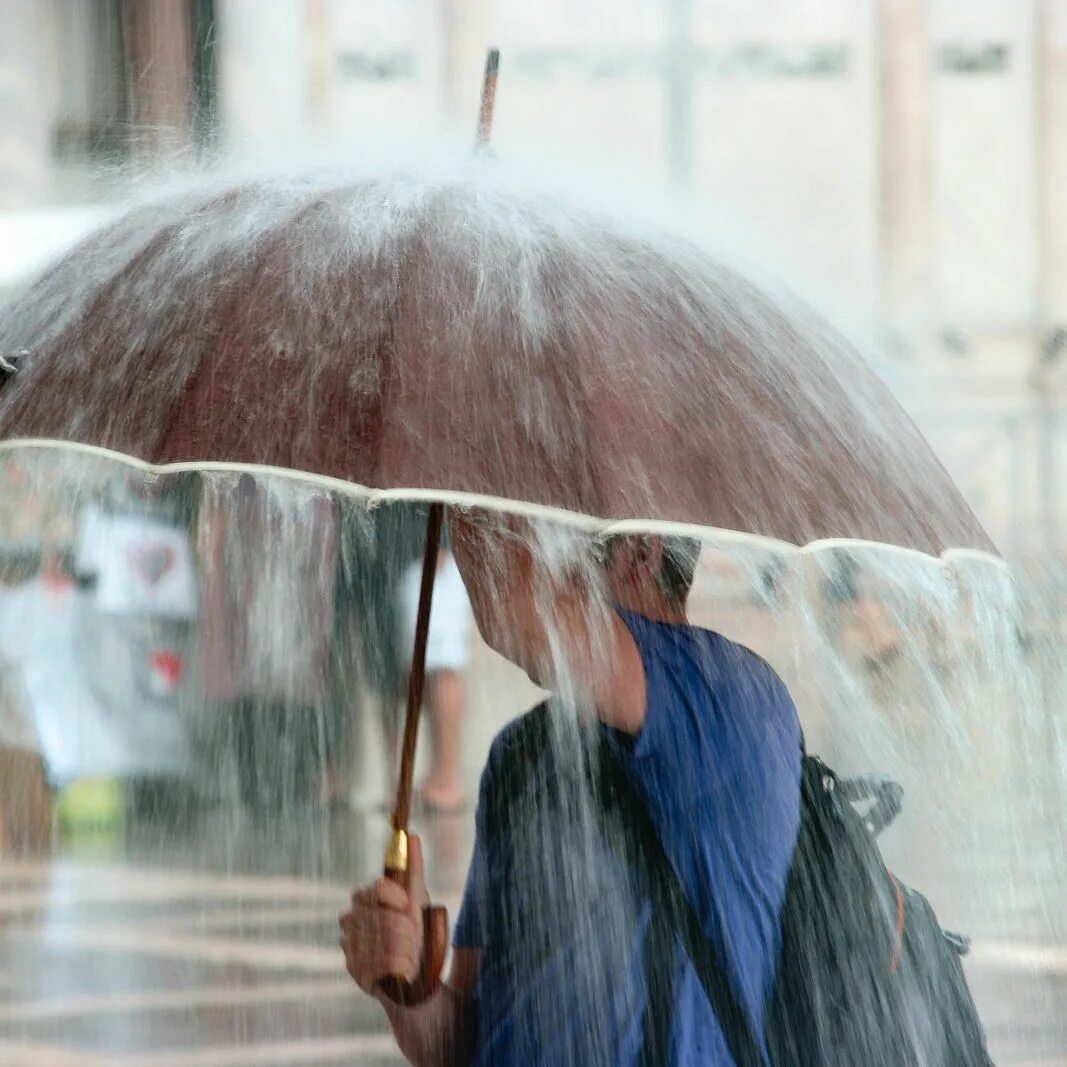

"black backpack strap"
[639,898,678,1066]
[596,740,766,1067]
[487,704,765,1067]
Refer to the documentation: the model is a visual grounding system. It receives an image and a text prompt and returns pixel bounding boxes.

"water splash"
[0,156,1061,1061]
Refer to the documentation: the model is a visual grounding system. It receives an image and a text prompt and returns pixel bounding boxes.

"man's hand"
[340,834,433,998]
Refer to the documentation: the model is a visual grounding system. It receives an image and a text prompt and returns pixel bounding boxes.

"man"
[340,514,803,1065]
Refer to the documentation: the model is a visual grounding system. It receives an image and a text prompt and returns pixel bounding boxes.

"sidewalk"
[0,793,1063,1066]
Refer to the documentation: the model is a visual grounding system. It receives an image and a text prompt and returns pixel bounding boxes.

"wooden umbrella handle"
[378,903,447,1004]
[378,842,450,1006]
[391,503,443,834]
[378,504,445,1005]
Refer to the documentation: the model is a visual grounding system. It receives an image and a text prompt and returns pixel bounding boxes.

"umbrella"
[0,53,995,1002]
[0,181,991,554]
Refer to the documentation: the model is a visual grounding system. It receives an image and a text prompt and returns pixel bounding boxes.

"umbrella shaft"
[392,502,444,837]
[476,48,499,147]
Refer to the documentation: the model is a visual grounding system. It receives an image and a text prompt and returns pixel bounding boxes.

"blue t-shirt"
[453,610,803,1065]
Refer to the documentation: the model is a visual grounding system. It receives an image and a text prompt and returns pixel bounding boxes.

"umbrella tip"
[475,48,501,151]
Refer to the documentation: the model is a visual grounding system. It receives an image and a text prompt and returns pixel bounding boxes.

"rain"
[0,3,1064,1065]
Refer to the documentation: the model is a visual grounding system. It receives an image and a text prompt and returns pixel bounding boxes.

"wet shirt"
[453,610,803,1066]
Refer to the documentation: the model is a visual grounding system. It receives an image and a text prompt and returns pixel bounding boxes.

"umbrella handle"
[379,504,446,1005]
[376,905,449,1005]
[388,503,444,835]
[378,849,450,1006]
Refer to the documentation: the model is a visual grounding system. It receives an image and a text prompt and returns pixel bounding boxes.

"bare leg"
[421,669,466,810]
[0,746,52,853]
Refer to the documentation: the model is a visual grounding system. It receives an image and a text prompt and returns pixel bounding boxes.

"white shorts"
[398,554,474,673]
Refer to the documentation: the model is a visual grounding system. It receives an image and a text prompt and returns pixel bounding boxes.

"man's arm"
[340,836,479,1067]
[379,949,480,1067]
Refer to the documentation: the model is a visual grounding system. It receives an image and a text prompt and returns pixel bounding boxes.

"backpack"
[487,702,993,1067]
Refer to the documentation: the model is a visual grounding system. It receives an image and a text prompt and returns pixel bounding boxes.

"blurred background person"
[72,472,201,822]
[329,500,426,810]
[0,546,50,852]
[823,550,903,674]
[397,527,474,813]
[198,474,338,815]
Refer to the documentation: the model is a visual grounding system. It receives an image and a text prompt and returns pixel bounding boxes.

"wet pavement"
[0,791,1064,1067]
[0,805,479,1067]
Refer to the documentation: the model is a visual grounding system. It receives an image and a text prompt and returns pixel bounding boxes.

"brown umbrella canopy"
[0,166,993,556]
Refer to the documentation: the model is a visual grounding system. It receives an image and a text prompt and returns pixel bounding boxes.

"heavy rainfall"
[0,3,1064,1066]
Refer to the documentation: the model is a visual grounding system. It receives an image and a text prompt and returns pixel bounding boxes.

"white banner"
[0,580,191,784]
[77,506,198,619]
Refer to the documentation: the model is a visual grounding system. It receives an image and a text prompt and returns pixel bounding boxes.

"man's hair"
[658,536,700,606]
[824,549,859,605]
